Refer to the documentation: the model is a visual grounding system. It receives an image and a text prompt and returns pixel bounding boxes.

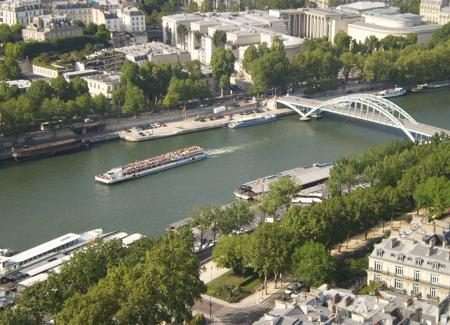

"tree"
[70,77,89,97]
[363,50,396,82]
[0,56,21,80]
[414,176,450,217]
[200,0,213,12]
[92,94,111,116]
[217,200,255,235]
[213,30,227,48]
[213,234,249,274]
[242,44,258,73]
[25,79,53,108]
[190,204,220,246]
[50,76,74,101]
[0,307,34,325]
[210,47,235,96]
[291,241,335,287]
[123,83,146,115]
[246,223,293,291]
[176,24,188,50]
[339,52,361,84]
[430,21,450,47]
[187,2,199,12]
[334,32,352,55]
[120,60,141,86]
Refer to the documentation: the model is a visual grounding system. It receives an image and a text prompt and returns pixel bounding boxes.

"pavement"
[194,260,291,324]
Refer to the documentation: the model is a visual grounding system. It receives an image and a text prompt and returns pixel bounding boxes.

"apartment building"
[115,42,191,66]
[53,2,93,25]
[117,6,146,33]
[22,15,83,42]
[82,72,121,98]
[0,0,43,25]
[420,0,450,25]
[368,237,450,305]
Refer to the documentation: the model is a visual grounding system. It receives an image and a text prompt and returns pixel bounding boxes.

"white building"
[82,72,121,98]
[22,14,83,42]
[347,9,440,44]
[368,237,450,305]
[53,2,93,25]
[115,41,191,65]
[0,0,43,25]
[32,62,73,78]
[92,8,122,32]
[117,6,146,33]
[162,11,303,68]
[420,0,450,25]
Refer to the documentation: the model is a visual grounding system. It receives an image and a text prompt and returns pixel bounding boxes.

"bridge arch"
[277,94,419,142]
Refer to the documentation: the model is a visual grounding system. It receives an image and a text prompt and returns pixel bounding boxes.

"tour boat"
[411,82,450,93]
[95,146,207,184]
[376,87,406,98]
[228,114,277,129]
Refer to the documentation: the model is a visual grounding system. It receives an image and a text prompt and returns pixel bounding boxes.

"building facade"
[82,73,121,98]
[0,0,43,25]
[420,0,450,25]
[368,237,450,305]
[53,3,93,25]
[22,15,83,42]
[115,42,191,66]
[117,6,146,33]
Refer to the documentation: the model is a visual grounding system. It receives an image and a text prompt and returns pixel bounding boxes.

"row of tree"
[0,232,204,324]
[0,77,111,136]
[212,135,449,287]
[242,22,450,94]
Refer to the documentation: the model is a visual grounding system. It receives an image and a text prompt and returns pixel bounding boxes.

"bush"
[208,284,249,302]
[189,314,206,325]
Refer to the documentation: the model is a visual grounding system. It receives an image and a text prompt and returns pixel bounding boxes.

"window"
[414,270,420,281]
[431,274,439,284]
[395,266,403,276]
[416,258,423,266]
[395,279,403,290]
[413,284,419,294]
[430,287,437,297]
[374,261,382,271]
[374,274,381,282]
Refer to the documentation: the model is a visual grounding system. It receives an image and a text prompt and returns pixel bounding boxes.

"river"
[1,90,449,250]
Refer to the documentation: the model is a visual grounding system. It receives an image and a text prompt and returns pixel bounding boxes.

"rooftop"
[337,1,388,13]
[83,72,121,83]
[115,41,187,57]
[6,233,81,266]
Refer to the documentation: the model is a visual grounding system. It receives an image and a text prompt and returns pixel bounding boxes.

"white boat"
[228,114,276,129]
[376,87,406,98]
[0,229,103,277]
[95,146,207,185]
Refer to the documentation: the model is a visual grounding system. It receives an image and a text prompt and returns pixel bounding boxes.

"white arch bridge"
[276,94,450,142]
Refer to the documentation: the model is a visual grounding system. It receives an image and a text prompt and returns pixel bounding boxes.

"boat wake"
[207,145,244,156]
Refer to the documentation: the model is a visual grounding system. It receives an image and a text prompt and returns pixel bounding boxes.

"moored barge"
[11,138,90,161]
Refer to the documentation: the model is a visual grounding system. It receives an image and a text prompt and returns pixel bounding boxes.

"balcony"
[368,268,449,290]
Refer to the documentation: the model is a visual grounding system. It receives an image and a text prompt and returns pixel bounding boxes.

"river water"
[1,91,449,250]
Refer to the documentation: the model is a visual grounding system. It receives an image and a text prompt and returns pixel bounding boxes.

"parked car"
[284,282,306,295]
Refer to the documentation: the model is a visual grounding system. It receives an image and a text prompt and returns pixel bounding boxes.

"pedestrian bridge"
[276,94,450,142]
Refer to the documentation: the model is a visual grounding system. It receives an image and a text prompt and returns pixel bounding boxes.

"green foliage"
[206,270,261,302]
[210,47,235,95]
[200,0,213,12]
[0,56,21,80]
[55,234,205,324]
[213,30,227,48]
[21,35,109,59]
[291,241,335,287]
[186,2,199,12]
[0,23,23,44]
[430,22,450,47]
[414,176,450,217]
[217,200,255,235]
[258,176,301,218]
[0,306,34,325]
[123,83,146,115]
[213,234,249,274]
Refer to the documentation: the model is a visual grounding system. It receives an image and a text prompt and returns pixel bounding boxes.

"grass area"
[207,270,262,303]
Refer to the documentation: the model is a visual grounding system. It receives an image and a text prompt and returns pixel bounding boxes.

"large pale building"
[117,6,146,33]
[0,0,43,25]
[53,2,93,25]
[368,237,450,305]
[162,11,303,68]
[115,42,191,65]
[22,15,83,42]
[420,0,450,25]
[82,72,121,98]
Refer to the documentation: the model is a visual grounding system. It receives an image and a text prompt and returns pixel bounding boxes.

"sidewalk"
[199,260,288,309]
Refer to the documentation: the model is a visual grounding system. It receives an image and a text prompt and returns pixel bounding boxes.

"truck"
[213,106,226,114]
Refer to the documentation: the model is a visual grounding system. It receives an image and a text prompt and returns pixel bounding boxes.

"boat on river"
[95,146,207,184]
[11,138,90,161]
[228,114,276,129]
[411,82,450,93]
[376,87,406,98]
